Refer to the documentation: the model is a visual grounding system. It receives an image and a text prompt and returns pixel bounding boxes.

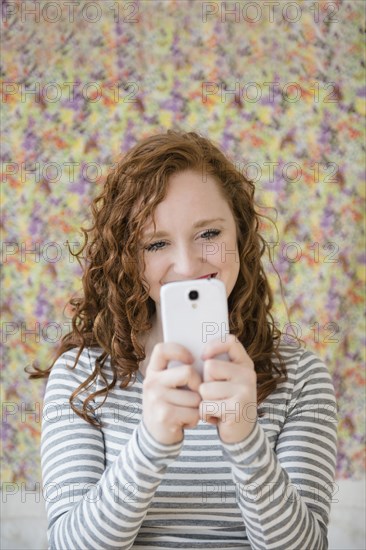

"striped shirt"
[41,342,338,549]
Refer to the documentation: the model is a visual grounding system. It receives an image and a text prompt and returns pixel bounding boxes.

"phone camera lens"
[189,290,199,300]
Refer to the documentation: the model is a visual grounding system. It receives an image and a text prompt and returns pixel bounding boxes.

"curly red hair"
[27,129,293,425]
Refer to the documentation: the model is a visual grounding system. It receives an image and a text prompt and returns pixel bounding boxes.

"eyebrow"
[143,217,226,239]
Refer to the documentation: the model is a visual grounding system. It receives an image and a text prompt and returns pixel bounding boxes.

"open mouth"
[196,272,218,279]
[162,273,218,285]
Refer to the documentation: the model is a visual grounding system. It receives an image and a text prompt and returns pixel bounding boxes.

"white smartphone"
[160,278,230,377]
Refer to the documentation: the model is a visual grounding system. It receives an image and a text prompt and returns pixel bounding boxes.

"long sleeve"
[41,352,183,549]
[219,349,338,550]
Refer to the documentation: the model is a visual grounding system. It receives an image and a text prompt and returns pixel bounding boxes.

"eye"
[144,240,166,253]
[144,229,222,253]
[200,229,221,240]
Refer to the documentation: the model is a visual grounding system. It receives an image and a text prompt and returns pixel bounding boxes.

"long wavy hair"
[27,129,294,426]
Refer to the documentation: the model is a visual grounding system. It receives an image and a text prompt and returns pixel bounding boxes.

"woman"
[31,129,338,549]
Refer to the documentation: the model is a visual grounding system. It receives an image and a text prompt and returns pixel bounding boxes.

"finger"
[158,364,202,391]
[201,334,250,365]
[164,405,200,428]
[185,366,202,392]
[199,400,222,421]
[147,342,194,373]
[202,359,235,383]
[205,416,219,425]
[164,387,202,408]
[181,408,201,429]
[199,399,237,420]
[199,380,232,400]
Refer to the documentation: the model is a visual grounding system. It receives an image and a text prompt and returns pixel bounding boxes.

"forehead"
[158,169,228,212]
[140,170,232,235]
[168,168,223,192]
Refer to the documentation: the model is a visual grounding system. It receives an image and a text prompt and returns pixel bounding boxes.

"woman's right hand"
[142,342,202,445]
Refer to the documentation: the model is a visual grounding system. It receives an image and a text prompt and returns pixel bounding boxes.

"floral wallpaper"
[1,0,365,491]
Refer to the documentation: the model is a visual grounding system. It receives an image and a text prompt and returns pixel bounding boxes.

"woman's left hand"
[198,334,257,444]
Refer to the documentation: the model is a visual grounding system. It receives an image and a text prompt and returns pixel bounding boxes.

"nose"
[170,242,203,279]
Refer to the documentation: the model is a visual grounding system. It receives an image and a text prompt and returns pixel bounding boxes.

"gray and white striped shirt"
[41,342,338,549]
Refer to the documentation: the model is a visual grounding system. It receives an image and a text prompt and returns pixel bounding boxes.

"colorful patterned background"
[2,0,365,488]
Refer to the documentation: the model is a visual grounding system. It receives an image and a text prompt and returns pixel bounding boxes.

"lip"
[162,273,218,285]
[196,272,218,279]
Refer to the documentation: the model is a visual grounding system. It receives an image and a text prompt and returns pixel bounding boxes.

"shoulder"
[273,339,334,385]
[271,339,337,408]
[47,346,106,387]
[258,340,338,430]
[54,345,105,368]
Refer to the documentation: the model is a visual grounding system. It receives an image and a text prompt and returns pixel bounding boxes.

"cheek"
[222,242,240,274]
[201,243,221,263]
[144,255,164,279]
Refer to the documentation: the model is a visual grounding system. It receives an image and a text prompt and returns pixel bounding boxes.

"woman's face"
[140,169,240,307]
